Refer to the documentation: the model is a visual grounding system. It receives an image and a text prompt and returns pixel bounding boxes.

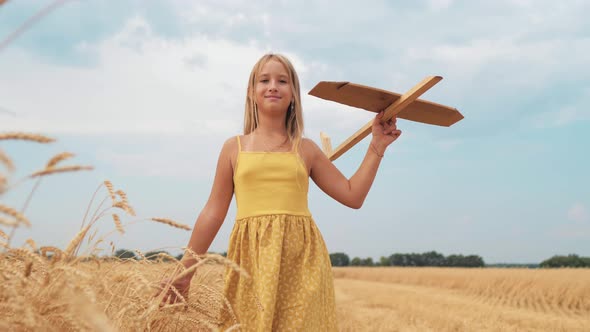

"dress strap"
[236,135,242,152]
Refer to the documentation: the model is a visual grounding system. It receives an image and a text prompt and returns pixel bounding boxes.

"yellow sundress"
[220,135,337,331]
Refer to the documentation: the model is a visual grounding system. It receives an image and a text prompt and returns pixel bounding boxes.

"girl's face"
[254,59,293,115]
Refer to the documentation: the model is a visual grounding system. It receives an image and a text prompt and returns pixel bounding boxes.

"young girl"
[161,53,401,331]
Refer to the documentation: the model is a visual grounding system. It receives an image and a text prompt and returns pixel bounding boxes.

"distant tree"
[329,252,350,267]
[423,251,445,267]
[379,256,391,266]
[540,254,590,268]
[464,255,485,267]
[351,257,361,266]
[175,253,184,261]
[361,257,374,266]
[390,253,408,266]
[114,249,136,260]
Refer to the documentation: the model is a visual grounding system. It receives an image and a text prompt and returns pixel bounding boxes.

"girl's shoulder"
[299,137,321,155]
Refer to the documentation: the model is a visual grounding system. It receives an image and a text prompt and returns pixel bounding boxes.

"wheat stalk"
[0,229,7,239]
[112,214,124,234]
[46,152,75,168]
[0,132,55,143]
[104,180,116,202]
[30,165,93,178]
[25,238,37,251]
[64,224,92,258]
[0,173,6,194]
[151,218,191,231]
[0,204,30,226]
[39,246,64,258]
[0,149,14,172]
[115,190,136,216]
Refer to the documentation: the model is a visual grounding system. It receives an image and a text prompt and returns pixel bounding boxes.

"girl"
[160,53,401,331]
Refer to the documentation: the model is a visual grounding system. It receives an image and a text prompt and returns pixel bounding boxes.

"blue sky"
[1,0,589,263]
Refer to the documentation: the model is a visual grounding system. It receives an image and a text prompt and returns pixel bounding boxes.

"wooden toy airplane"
[308,76,464,161]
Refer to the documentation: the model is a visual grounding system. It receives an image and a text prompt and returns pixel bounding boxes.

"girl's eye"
[280,80,288,83]
[260,79,269,83]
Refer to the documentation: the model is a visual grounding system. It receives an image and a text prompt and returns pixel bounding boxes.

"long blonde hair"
[243,53,304,143]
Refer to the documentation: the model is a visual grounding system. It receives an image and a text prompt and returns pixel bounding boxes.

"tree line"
[539,254,590,268]
[329,251,485,267]
[111,249,590,268]
[113,249,227,261]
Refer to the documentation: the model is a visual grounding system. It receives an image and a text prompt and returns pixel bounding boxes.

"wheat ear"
[0,132,55,143]
[0,149,14,172]
[46,152,75,168]
[151,218,191,231]
[30,165,93,177]
[0,204,31,226]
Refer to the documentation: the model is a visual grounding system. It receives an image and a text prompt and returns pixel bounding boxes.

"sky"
[0,0,589,264]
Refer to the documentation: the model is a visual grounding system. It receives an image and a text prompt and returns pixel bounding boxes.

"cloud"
[0,16,281,136]
[568,203,589,223]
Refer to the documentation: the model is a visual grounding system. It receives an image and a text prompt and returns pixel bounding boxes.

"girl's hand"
[371,111,402,155]
[155,274,192,307]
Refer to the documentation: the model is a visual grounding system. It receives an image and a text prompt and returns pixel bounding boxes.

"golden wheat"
[0,203,31,226]
[333,267,590,331]
[0,216,18,226]
[64,224,92,258]
[45,152,75,168]
[25,238,37,251]
[0,148,14,171]
[112,214,124,234]
[0,173,6,194]
[0,132,55,143]
[30,165,94,177]
[104,180,116,202]
[151,217,192,231]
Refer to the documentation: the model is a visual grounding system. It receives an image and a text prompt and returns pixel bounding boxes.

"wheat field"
[2,134,590,331]
[3,256,589,331]
[333,267,590,331]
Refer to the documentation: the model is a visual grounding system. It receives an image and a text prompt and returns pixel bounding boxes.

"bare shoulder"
[222,135,239,150]
[220,136,240,167]
[300,137,324,158]
[298,137,323,174]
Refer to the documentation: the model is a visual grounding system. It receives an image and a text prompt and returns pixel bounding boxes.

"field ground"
[332,267,590,331]
[2,258,589,331]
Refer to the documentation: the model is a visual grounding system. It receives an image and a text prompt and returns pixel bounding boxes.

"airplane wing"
[308,81,464,127]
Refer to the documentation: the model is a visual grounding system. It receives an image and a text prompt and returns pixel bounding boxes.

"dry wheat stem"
[0,173,6,194]
[0,1,70,52]
[0,204,31,226]
[151,218,191,231]
[0,149,14,172]
[0,132,55,143]
[0,229,7,239]
[0,216,18,226]
[64,224,92,258]
[104,180,116,202]
[112,214,124,234]
[80,182,108,233]
[30,165,93,178]
[25,238,37,251]
[46,152,75,168]
[5,176,41,248]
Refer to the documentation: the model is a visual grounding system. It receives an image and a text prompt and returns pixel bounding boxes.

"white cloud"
[428,0,454,11]
[0,16,269,136]
[568,203,589,223]
[530,106,590,129]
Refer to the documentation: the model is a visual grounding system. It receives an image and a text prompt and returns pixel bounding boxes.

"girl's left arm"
[308,111,401,209]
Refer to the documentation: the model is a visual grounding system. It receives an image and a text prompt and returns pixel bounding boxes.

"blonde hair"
[243,53,304,143]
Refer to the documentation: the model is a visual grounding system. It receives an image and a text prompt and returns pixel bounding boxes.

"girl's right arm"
[180,137,236,273]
